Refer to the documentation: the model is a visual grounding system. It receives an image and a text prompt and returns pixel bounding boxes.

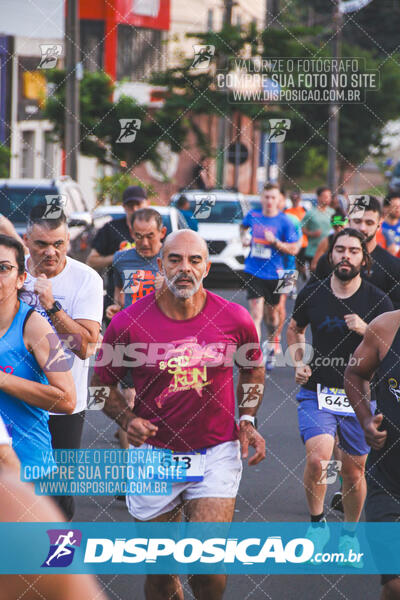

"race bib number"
[251,244,271,260]
[317,384,355,416]
[158,450,206,482]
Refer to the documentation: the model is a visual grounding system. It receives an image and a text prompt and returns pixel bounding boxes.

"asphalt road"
[74,279,381,599]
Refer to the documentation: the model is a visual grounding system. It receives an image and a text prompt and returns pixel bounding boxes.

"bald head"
[158,229,210,299]
[162,230,209,261]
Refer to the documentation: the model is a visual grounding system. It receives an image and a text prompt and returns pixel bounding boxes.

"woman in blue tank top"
[0,234,76,475]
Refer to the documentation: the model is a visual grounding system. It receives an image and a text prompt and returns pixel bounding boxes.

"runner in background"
[105,208,166,454]
[301,187,334,270]
[86,186,149,323]
[314,195,400,309]
[240,183,300,371]
[175,195,198,231]
[286,191,308,280]
[274,189,302,356]
[382,193,400,256]
[310,211,348,272]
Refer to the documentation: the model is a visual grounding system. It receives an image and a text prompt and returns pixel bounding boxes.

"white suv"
[171,190,252,278]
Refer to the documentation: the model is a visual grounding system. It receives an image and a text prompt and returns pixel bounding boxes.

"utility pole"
[216,0,234,187]
[65,0,80,180]
[327,0,342,192]
[264,0,280,185]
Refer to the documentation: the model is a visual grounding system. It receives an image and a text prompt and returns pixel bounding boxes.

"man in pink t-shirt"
[93,229,266,600]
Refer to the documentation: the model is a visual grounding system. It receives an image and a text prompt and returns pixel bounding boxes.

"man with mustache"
[92,230,266,600]
[287,228,392,561]
[313,195,400,309]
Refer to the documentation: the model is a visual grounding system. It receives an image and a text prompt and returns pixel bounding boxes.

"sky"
[0,0,64,38]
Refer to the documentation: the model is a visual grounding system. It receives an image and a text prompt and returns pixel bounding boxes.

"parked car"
[0,177,90,260]
[388,161,400,194]
[171,189,250,278]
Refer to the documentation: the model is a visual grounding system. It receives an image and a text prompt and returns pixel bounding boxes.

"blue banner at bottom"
[0,522,399,575]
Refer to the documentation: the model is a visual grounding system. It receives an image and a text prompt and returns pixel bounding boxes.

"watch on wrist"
[239,415,257,429]
[45,301,62,316]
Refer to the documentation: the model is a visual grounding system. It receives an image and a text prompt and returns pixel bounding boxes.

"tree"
[0,144,10,178]
[43,71,187,171]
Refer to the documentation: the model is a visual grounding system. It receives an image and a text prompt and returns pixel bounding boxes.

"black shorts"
[296,247,307,265]
[245,273,281,306]
[365,471,400,585]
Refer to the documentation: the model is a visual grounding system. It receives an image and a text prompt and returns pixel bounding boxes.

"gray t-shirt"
[113,247,161,307]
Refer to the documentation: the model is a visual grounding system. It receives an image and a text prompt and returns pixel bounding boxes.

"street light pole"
[327,0,342,192]
[65,0,80,180]
[216,0,234,188]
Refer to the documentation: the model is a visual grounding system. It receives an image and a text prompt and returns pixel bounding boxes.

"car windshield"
[0,187,59,223]
[186,200,244,223]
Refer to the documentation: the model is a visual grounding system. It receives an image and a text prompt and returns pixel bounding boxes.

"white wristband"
[239,415,255,426]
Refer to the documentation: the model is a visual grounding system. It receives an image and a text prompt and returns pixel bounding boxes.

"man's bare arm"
[91,372,134,430]
[86,248,114,271]
[344,314,396,449]
[237,366,265,418]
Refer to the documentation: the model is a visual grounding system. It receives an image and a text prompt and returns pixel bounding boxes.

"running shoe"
[338,533,364,569]
[262,341,276,371]
[273,335,282,355]
[305,520,331,557]
[331,490,344,514]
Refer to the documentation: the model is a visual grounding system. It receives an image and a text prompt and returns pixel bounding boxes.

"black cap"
[122,186,147,205]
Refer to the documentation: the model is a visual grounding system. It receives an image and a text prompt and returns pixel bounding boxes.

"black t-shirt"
[92,217,132,255]
[91,218,134,311]
[368,325,400,493]
[314,244,400,309]
[292,279,393,391]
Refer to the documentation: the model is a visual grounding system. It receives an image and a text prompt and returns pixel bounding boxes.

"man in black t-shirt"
[287,228,392,561]
[86,186,149,320]
[313,195,400,309]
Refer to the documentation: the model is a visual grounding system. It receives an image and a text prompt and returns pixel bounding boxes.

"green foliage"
[43,71,187,169]
[0,144,10,178]
[96,173,155,205]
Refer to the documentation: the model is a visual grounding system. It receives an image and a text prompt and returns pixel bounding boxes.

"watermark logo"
[122,269,142,293]
[42,529,82,567]
[193,194,216,219]
[275,270,298,294]
[219,57,379,104]
[38,44,62,69]
[388,378,400,403]
[87,386,110,410]
[240,383,264,408]
[348,194,370,218]
[116,119,142,143]
[318,460,342,485]
[44,334,81,372]
[43,195,67,219]
[192,45,215,69]
[268,119,291,142]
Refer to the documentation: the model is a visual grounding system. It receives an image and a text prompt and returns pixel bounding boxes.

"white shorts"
[126,440,243,521]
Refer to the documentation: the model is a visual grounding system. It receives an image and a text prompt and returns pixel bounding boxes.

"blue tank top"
[0,300,55,474]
